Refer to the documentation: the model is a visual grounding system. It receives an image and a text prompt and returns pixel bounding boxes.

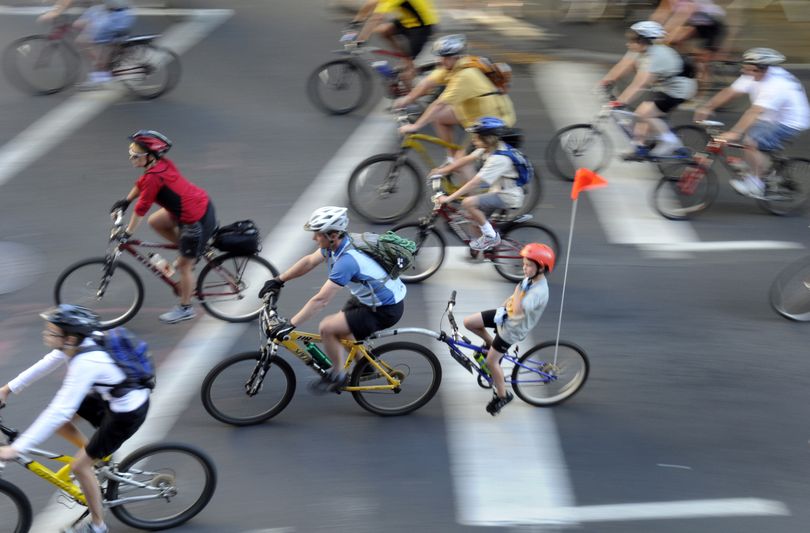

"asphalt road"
[0,2,809,532]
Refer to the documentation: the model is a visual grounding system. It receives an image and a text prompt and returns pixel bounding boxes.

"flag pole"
[553,197,578,365]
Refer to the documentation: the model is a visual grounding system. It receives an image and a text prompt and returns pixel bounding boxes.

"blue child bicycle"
[368,291,589,406]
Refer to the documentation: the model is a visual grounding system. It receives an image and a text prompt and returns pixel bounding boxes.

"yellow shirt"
[428,60,516,128]
[374,0,439,28]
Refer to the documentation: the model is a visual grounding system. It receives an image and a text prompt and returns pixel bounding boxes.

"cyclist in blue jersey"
[259,207,407,392]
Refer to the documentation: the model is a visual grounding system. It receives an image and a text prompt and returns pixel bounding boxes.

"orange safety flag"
[570,168,608,200]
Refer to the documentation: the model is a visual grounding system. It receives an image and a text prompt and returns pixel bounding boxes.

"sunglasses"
[42,330,64,338]
[128,150,147,159]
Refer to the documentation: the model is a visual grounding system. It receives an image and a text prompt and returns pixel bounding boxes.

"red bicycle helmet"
[129,130,172,158]
[520,243,555,273]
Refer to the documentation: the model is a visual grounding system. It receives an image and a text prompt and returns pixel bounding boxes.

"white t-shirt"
[730,66,810,130]
[472,142,524,208]
[9,339,150,454]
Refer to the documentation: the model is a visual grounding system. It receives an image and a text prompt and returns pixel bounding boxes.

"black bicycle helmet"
[40,305,100,336]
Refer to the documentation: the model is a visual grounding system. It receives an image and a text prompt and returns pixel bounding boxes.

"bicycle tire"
[2,35,80,95]
[0,478,32,533]
[115,43,181,100]
[306,58,371,115]
[511,340,589,406]
[54,257,144,329]
[197,253,279,323]
[108,442,217,531]
[347,153,423,224]
[492,222,561,282]
[758,157,810,216]
[390,222,446,283]
[651,162,718,220]
[546,124,610,182]
[350,341,442,416]
[200,351,296,426]
[769,255,810,322]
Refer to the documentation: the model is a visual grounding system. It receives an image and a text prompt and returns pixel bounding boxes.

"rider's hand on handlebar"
[436,194,452,205]
[718,130,742,143]
[259,278,284,299]
[110,198,131,214]
[0,445,18,461]
[37,9,59,23]
[608,100,627,109]
[115,229,132,244]
[398,123,419,136]
[693,107,713,122]
[269,319,295,342]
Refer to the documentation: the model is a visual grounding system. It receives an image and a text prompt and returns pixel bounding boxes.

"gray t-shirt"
[628,45,697,100]
[497,276,549,345]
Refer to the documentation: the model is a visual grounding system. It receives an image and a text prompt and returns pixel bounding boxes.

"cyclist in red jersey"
[110,130,217,324]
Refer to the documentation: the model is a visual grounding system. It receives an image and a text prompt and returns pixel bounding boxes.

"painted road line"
[0,6,230,16]
[0,8,233,191]
[533,61,699,252]
[422,249,576,527]
[29,102,395,531]
[641,240,805,253]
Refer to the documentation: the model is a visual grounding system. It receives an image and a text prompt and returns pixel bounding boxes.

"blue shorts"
[79,5,135,43]
[747,121,802,152]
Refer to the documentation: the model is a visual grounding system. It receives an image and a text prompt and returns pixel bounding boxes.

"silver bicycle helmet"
[629,21,666,40]
[41,305,100,336]
[432,34,467,57]
[304,206,349,233]
[742,48,785,66]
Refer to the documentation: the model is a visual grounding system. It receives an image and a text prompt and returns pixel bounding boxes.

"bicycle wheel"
[546,124,610,182]
[492,222,561,282]
[350,342,441,416]
[390,223,446,283]
[54,257,144,329]
[0,479,32,533]
[652,162,718,220]
[108,443,216,531]
[201,351,296,426]
[511,341,589,406]
[306,58,371,115]
[347,153,423,224]
[114,43,181,99]
[758,157,810,216]
[2,35,80,95]
[197,253,279,323]
[769,255,810,322]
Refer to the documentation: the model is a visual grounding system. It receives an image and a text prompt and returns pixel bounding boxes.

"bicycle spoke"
[511,342,589,406]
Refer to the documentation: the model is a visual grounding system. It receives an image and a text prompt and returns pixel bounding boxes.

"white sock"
[480,222,496,238]
[659,132,679,144]
[444,155,454,165]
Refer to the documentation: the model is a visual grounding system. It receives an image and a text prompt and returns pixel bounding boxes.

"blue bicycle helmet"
[40,305,100,336]
[466,116,507,136]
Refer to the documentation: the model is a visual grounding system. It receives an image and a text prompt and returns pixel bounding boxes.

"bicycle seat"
[697,120,725,128]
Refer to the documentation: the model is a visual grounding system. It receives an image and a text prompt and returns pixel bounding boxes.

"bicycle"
[651,120,810,220]
[306,31,436,116]
[2,16,181,99]
[769,252,810,322]
[390,177,560,283]
[545,86,704,181]
[200,292,442,425]
[370,290,589,405]
[0,407,217,532]
[53,210,279,329]
[347,111,543,224]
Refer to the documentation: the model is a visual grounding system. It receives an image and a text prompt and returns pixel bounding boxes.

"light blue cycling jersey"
[323,237,406,307]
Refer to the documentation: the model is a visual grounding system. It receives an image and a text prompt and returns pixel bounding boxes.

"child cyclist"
[431,116,524,251]
[463,243,554,415]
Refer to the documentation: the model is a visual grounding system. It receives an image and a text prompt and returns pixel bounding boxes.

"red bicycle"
[54,211,278,329]
[391,178,560,283]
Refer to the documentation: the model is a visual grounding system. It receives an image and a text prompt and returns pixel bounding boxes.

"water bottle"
[305,342,332,369]
[474,351,490,375]
[148,253,175,277]
[371,60,396,80]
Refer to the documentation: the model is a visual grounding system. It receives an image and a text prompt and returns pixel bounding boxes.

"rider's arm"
[43,0,72,18]
[124,185,139,204]
[4,351,68,396]
[357,11,385,43]
[649,0,674,23]
[409,99,448,131]
[445,174,484,203]
[433,151,478,175]
[728,104,765,137]
[601,53,637,86]
[695,86,742,119]
[617,70,655,105]
[277,249,326,284]
[662,1,694,35]
[353,0,378,22]
[291,279,342,327]
[125,214,142,236]
[395,74,440,108]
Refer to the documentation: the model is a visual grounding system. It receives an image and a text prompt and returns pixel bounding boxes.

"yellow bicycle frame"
[19,453,87,505]
[401,133,465,194]
[276,331,403,392]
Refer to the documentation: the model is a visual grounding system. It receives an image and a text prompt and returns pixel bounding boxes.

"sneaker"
[159,304,196,324]
[469,234,501,251]
[729,175,765,199]
[62,520,108,533]
[77,71,112,91]
[649,137,684,157]
[309,372,348,394]
[485,391,513,416]
[620,144,650,161]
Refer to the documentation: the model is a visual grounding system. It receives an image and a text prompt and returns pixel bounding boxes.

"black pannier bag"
[213,220,261,254]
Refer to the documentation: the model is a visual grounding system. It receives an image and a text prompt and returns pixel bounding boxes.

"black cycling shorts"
[77,393,149,459]
[480,309,511,353]
[342,297,404,341]
[651,91,685,114]
[393,21,433,59]
[693,21,726,51]
[179,202,217,259]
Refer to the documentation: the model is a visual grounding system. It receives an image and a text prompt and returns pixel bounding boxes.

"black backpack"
[678,52,697,79]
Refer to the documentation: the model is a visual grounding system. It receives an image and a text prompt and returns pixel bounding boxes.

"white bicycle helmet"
[304,206,349,233]
[629,21,666,40]
[742,48,785,66]
[432,34,466,57]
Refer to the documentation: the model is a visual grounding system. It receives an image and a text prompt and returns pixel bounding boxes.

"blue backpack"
[86,328,156,397]
[494,144,534,187]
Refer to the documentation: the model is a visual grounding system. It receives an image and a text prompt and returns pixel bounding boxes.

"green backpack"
[349,231,417,279]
